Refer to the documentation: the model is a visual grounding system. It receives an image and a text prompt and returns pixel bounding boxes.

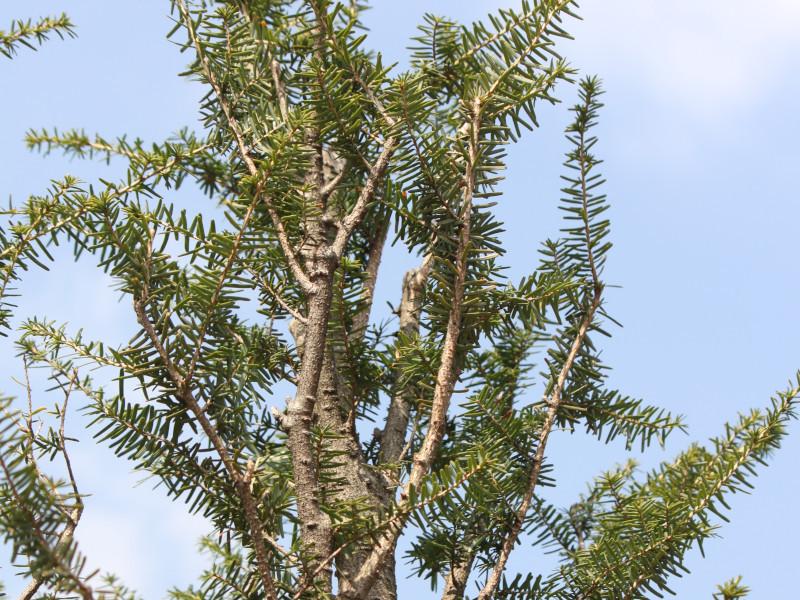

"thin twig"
[60,370,80,498]
[483,0,573,101]
[476,292,602,600]
[350,217,387,341]
[24,355,34,463]
[397,407,422,466]
[307,0,396,127]
[175,0,311,293]
[132,209,278,600]
[184,170,274,385]
[14,369,87,600]
[318,164,349,203]
[270,57,289,120]
[247,267,308,323]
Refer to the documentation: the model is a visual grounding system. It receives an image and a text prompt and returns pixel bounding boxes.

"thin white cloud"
[568,0,800,118]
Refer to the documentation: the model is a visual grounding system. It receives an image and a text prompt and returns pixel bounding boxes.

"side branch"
[16,504,83,600]
[185,186,261,385]
[476,290,603,600]
[16,372,84,600]
[333,137,399,259]
[307,0,396,127]
[0,144,203,318]
[453,4,562,68]
[380,254,432,463]
[483,0,574,100]
[342,100,482,600]
[132,246,278,600]
[175,0,311,293]
[581,384,799,600]
[405,99,480,498]
[350,216,388,340]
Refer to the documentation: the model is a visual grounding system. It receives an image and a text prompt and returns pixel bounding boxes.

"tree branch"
[184,174,267,385]
[132,236,278,600]
[332,136,399,260]
[441,550,476,600]
[341,99,482,600]
[247,267,308,324]
[175,0,312,293]
[404,99,480,497]
[350,216,388,341]
[15,504,84,600]
[280,280,337,590]
[476,291,603,600]
[270,56,289,120]
[380,254,431,464]
[483,0,573,101]
[306,0,396,127]
[16,369,84,600]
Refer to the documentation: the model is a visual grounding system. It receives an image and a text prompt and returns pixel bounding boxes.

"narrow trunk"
[314,341,398,600]
[286,281,337,592]
[442,551,476,600]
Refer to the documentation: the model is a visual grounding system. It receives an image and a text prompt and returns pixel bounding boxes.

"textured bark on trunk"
[442,551,476,600]
[285,280,337,593]
[316,348,397,600]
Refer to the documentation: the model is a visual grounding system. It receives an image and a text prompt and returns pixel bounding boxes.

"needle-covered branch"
[174,0,312,294]
[477,291,602,600]
[341,99,483,600]
[132,229,278,600]
[0,14,75,59]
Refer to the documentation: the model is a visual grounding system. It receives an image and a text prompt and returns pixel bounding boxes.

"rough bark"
[441,550,476,600]
[341,101,482,600]
[284,139,399,597]
[315,348,397,600]
[261,4,401,594]
[281,8,346,586]
[284,273,337,593]
[290,317,398,600]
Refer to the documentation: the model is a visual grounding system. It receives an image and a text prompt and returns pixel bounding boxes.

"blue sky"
[1,1,798,598]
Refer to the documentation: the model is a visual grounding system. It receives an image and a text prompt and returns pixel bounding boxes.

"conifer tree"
[1,2,797,600]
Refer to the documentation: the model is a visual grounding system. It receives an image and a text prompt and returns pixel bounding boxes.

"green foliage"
[551,382,797,599]
[713,576,750,600]
[0,14,75,59]
[0,392,90,599]
[0,2,796,600]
